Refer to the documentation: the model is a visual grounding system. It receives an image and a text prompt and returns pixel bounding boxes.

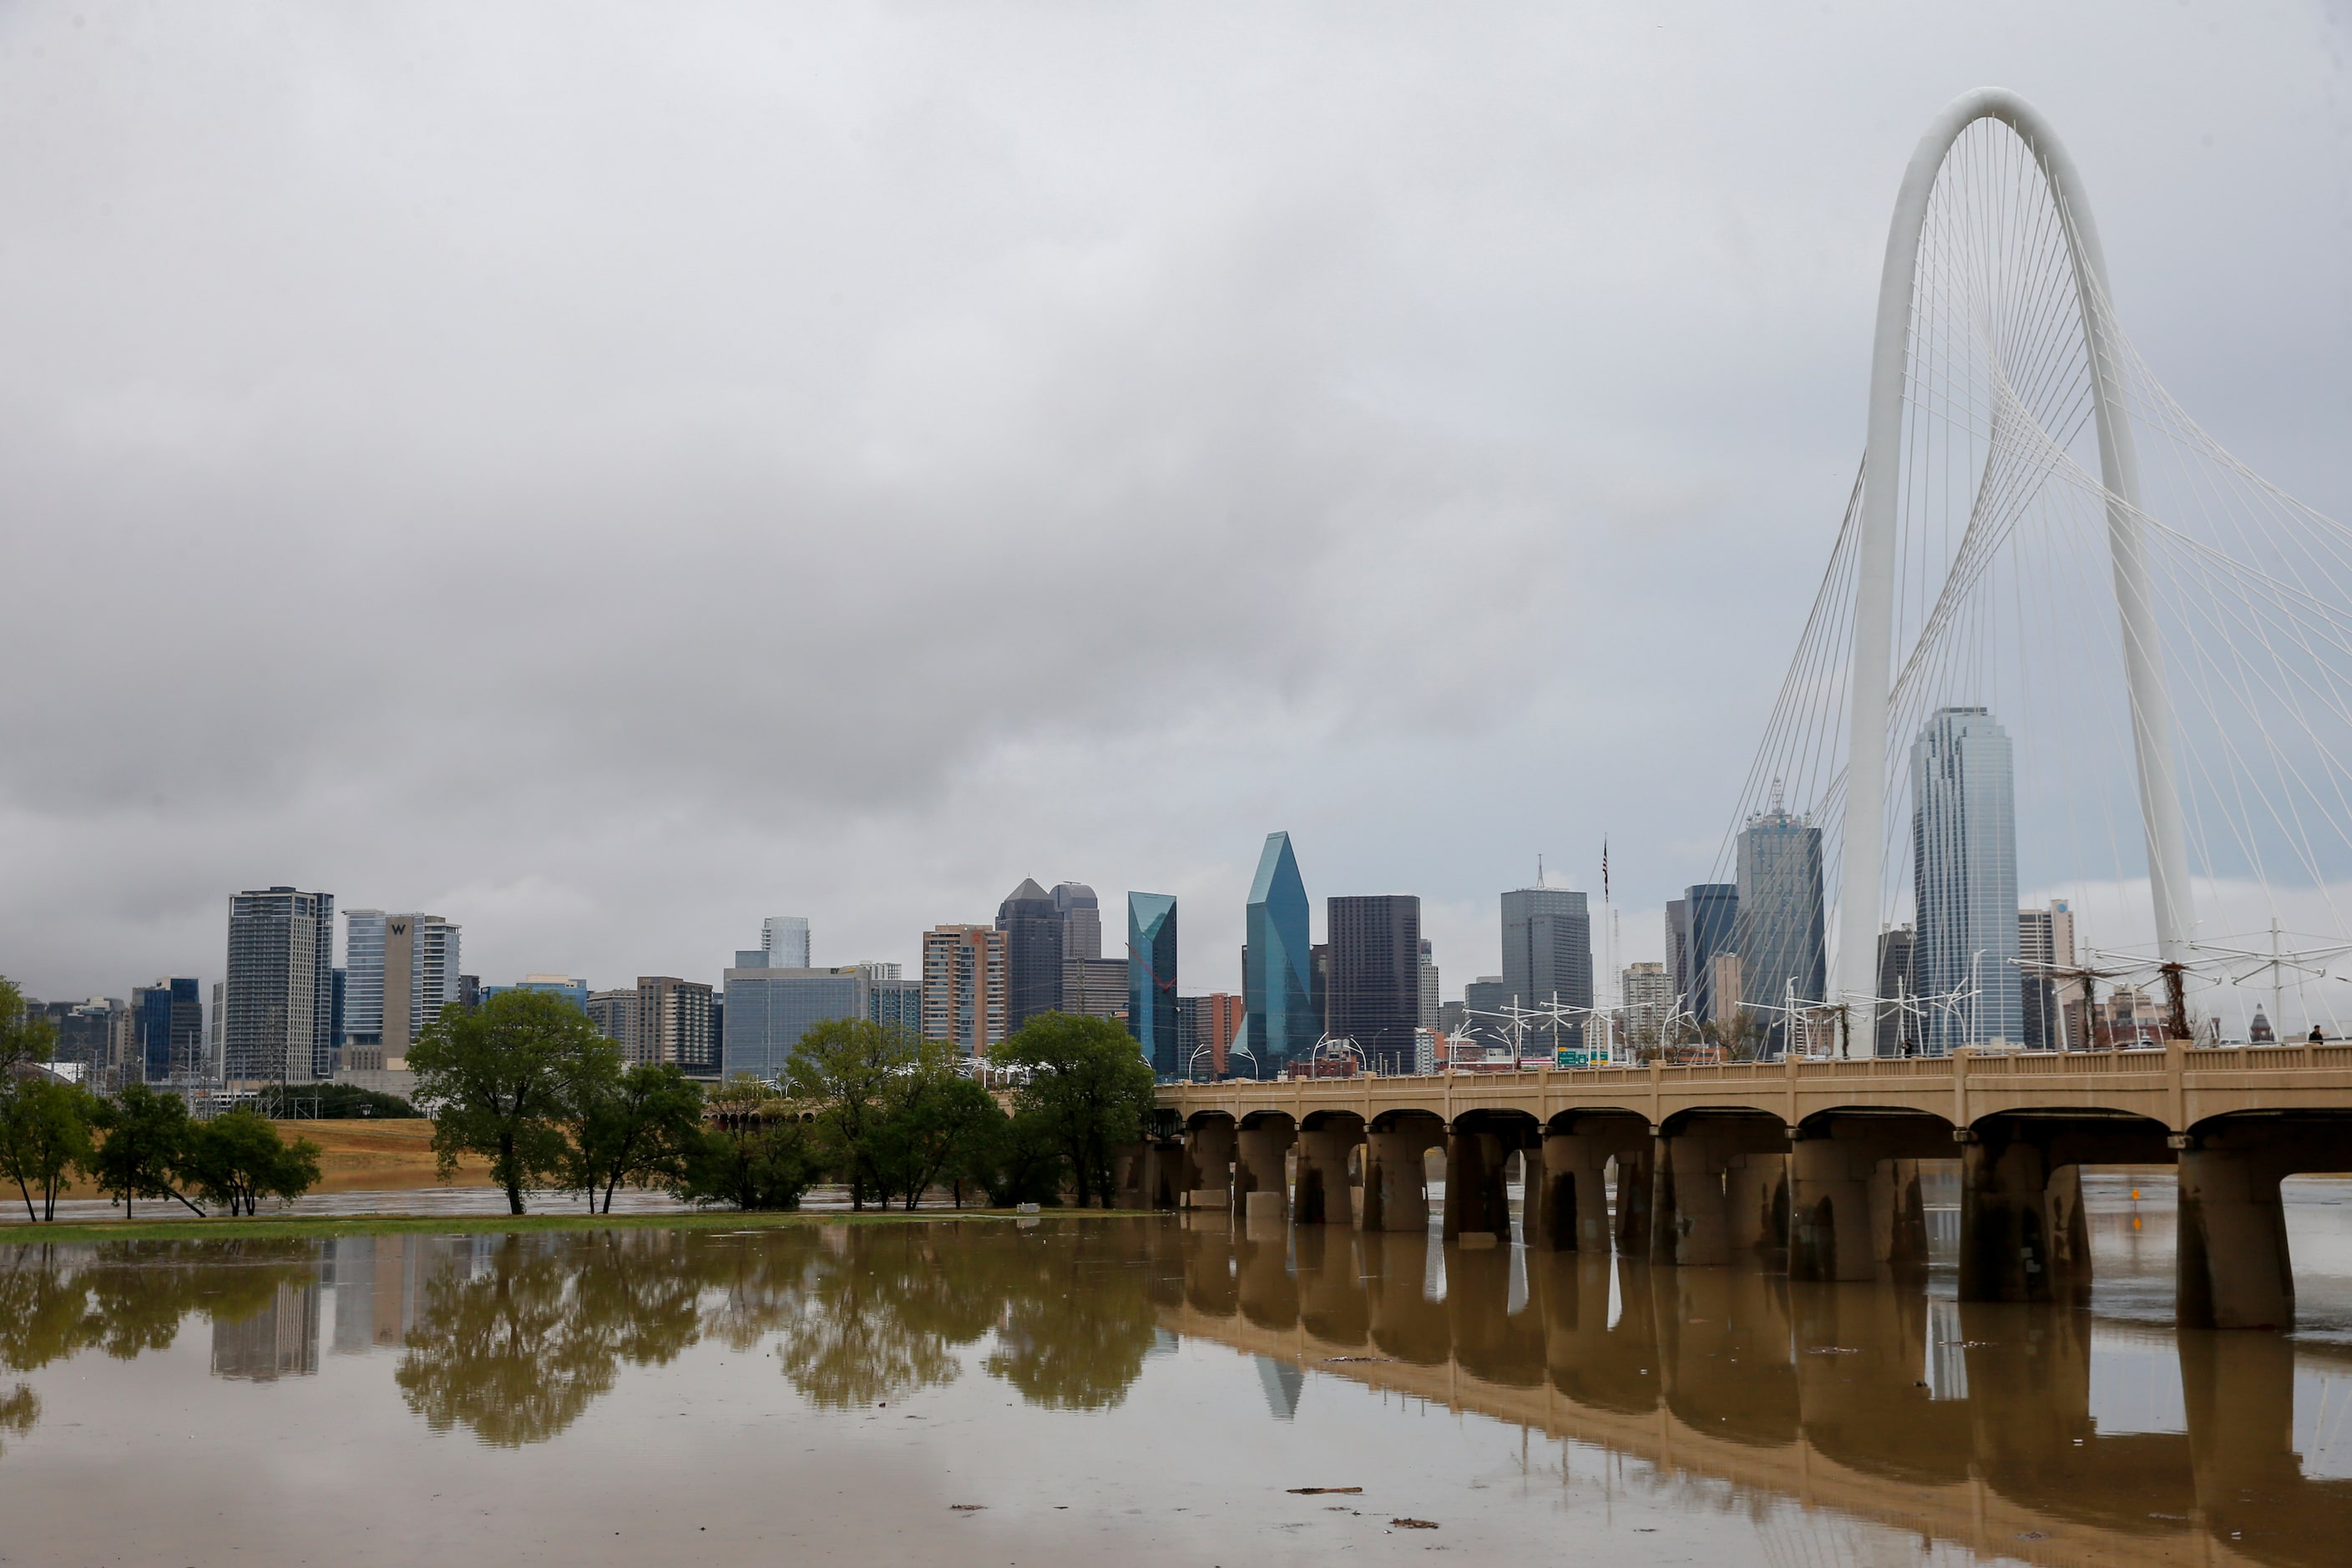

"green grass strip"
[4,1206,1161,1245]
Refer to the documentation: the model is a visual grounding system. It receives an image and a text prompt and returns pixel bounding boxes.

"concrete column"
[1957,1130,2092,1305]
[1140,1140,1183,1211]
[1869,1157,1931,1272]
[1442,1129,1510,1246]
[1184,1120,1236,1214]
[1235,1123,1296,1226]
[1527,1131,1612,1252]
[1726,1152,1789,1264]
[1788,1134,1876,1282]
[1611,1145,1653,1256]
[1650,1127,1732,1267]
[2177,1144,2294,1330]
[1292,1126,1361,1227]
[1361,1130,1432,1233]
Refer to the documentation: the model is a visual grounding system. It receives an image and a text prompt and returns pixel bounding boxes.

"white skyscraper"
[763,916,811,969]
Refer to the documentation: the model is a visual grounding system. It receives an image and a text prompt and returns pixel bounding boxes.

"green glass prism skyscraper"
[1244,831,1315,1075]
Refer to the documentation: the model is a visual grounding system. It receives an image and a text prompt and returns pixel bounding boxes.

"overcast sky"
[2,2,2346,1004]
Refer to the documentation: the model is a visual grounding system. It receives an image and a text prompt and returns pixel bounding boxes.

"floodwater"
[3,1178,2350,1565]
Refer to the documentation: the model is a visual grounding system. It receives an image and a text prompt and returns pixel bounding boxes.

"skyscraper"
[1126,893,1181,1077]
[1418,938,1440,1030]
[722,965,867,1082]
[1735,800,1826,1055]
[635,977,718,1077]
[1665,898,1689,1002]
[1500,887,1592,1052]
[923,924,1008,1059]
[1328,894,1422,1075]
[224,886,336,1086]
[762,917,811,970]
[1461,975,1509,1048]
[1912,706,2022,1051]
[1874,924,1918,1055]
[1681,883,1739,1030]
[1184,992,1245,1078]
[1621,962,1671,1052]
[341,909,387,1056]
[360,913,462,1070]
[1243,832,1315,1075]
[1053,883,1102,962]
[130,978,204,1085]
[996,879,1064,1031]
[2018,900,2076,1051]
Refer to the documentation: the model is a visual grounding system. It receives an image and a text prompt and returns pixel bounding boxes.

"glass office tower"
[1243,832,1315,1076]
[1735,803,1826,1055]
[1126,892,1180,1078]
[1912,706,2022,1051]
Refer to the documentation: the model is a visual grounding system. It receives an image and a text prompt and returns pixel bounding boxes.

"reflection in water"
[10,1215,2352,1563]
[1163,1219,2352,1568]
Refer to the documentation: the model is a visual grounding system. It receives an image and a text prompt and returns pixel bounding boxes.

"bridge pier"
[1525,1129,1617,1252]
[1957,1125,2092,1306]
[1292,1125,1362,1227]
[1650,1116,1788,1267]
[1442,1127,1513,1246]
[1114,1139,1185,1210]
[1183,1119,1236,1215]
[1235,1121,1296,1226]
[1612,1144,1653,1256]
[1727,1153,1790,1265]
[1790,1116,1950,1282]
[1360,1122,1442,1233]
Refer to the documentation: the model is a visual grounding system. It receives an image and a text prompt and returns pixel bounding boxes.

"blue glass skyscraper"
[1244,832,1314,1075]
[1912,706,2021,1052]
[1126,892,1180,1078]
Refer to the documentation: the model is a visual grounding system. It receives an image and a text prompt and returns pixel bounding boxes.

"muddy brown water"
[3,1172,2350,1565]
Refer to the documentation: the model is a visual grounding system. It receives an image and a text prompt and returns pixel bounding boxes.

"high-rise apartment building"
[1678,884,1739,1029]
[1665,898,1689,1002]
[762,917,811,970]
[722,965,866,1081]
[923,924,1007,1059]
[1735,802,1826,1055]
[1913,706,2022,1051]
[1501,887,1592,1052]
[1244,832,1316,1075]
[586,989,638,1056]
[996,879,1064,1032]
[224,886,336,1085]
[1127,893,1180,1077]
[1418,938,1440,1030]
[632,977,717,1077]
[1328,894,1422,1075]
[1621,962,1671,1052]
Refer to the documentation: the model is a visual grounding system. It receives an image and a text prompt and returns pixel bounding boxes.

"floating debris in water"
[1390,1518,1439,1530]
[1288,1487,1363,1495]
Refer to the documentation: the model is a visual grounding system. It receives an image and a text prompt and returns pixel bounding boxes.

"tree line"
[409,989,1161,1215]
[1,975,1162,1222]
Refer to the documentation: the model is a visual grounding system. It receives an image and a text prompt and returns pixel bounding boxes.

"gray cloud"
[1,2,2344,998]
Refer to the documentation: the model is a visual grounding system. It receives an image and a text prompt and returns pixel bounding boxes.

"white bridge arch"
[1831,88,2193,1048]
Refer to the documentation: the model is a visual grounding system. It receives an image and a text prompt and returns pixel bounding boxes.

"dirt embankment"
[281,1120,494,1190]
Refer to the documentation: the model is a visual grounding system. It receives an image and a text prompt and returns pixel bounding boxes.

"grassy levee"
[13,1207,1156,1245]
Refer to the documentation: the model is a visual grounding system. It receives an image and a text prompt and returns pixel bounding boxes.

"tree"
[566,1062,705,1214]
[783,1018,935,1209]
[407,989,621,1215]
[0,977,53,1077]
[87,1084,204,1218]
[979,1108,1066,1207]
[994,1014,1156,1208]
[183,1108,323,1216]
[873,1074,1005,1211]
[674,1115,818,1211]
[0,1080,97,1222]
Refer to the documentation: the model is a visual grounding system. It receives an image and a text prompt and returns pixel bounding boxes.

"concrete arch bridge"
[1143,1043,2352,1329]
